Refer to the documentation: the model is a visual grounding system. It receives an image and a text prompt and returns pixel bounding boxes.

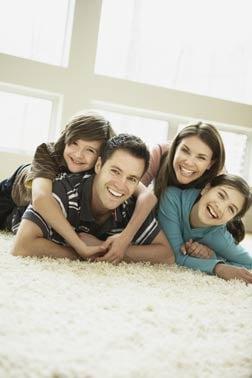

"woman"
[141,122,225,199]
[158,174,252,283]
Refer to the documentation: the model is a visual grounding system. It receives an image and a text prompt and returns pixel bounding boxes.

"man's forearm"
[124,244,174,265]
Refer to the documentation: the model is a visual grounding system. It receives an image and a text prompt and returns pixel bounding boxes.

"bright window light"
[0,90,54,154]
[0,0,75,66]
[96,0,252,105]
[96,109,168,150]
[219,131,247,177]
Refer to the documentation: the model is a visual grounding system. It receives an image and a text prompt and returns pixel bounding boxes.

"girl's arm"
[31,177,105,258]
[207,229,252,269]
[99,182,157,264]
[158,187,224,274]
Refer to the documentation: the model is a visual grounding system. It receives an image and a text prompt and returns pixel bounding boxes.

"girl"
[158,174,252,283]
[0,111,157,261]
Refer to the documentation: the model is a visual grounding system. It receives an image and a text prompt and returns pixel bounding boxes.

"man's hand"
[95,233,131,265]
[181,239,214,259]
[214,263,252,284]
[76,233,107,258]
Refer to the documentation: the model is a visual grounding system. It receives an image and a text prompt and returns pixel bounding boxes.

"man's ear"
[95,157,102,174]
[201,183,211,195]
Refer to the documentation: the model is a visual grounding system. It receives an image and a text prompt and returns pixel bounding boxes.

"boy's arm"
[100,182,157,264]
[31,177,105,258]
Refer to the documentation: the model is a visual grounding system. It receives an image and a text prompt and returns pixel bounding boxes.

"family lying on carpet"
[1,112,252,283]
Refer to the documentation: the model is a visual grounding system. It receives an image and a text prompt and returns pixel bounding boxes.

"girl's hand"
[181,239,214,259]
[214,263,252,284]
[95,233,131,265]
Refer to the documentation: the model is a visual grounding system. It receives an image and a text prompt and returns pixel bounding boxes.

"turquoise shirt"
[158,186,252,274]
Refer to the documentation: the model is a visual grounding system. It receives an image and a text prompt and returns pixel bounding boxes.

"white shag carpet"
[0,231,252,378]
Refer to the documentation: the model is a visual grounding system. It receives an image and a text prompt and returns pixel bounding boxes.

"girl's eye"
[218,192,225,199]
[198,156,206,161]
[72,141,78,146]
[229,206,235,215]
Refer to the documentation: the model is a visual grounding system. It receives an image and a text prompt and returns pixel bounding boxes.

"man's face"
[93,149,145,212]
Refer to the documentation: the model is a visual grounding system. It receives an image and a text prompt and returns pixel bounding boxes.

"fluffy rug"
[0,231,252,378]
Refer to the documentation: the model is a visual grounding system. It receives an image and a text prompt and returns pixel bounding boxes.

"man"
[12,134,174,265]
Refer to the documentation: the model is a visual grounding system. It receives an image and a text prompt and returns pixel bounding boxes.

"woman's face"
[64,139,102,173]
[196,184,244,226]
[173,136,213,185]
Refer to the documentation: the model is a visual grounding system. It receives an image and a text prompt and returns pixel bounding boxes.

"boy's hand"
[181,239,214,259]
[95,233,131,264]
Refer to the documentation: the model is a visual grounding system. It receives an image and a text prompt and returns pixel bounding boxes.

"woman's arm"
[100,182,157,264]
[31,177,105,258]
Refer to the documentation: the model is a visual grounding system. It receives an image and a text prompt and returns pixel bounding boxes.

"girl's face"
[173,136,213,185]
[197,185,244,226]
[64,139,103,173]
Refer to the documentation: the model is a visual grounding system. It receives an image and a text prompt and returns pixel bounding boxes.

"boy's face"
[93,150,145,211]
[197,184,244,226]
[64,139,103,173]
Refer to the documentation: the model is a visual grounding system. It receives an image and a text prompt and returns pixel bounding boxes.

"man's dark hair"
[100,134,150,174]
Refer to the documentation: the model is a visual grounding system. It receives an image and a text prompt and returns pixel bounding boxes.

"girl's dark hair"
[208,174,252,243]
[154,122,225,200]
[54,111,116,154]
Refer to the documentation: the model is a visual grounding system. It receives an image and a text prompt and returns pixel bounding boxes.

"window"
[96,0,252,105]
[95,108,168,150]
[220,131,248,177]
[0,86,61,154]
[0,0,75,66]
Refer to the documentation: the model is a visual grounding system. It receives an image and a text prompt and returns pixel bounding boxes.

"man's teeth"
[108,188,123,197]
[180,166,195,176]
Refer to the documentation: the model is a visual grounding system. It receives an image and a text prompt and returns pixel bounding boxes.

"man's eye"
[111,169,119,175]
[128,177,138,184]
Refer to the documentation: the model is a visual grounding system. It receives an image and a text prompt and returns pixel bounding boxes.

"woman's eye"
[181,147,189,154]
[198,156,206,161]
[111,169,119,175]
[218,192,224,199]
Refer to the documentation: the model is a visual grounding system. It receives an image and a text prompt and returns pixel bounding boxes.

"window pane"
[0,0,75,67]
[96,109,168,149]
[0,90,53,154]
[96,0,252,105]
[220,131,247,176]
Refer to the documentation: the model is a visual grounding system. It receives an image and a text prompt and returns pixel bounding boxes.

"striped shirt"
[23,173,160,245]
